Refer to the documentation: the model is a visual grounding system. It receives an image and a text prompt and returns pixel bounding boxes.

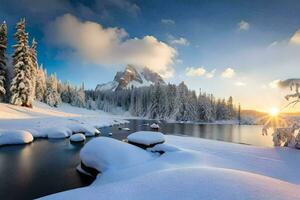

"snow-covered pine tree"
[29,38,38,100]
[10,18,34,107]
[35,64,46,101]
[175,82,189,121]
[71,83,86,107]
[0,21,7,102]
[45,74,61,107]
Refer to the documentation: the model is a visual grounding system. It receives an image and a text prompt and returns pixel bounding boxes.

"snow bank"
[46,127,72,139]
[40,134,300,200]
[80,137,154,172]
[0,130,33,146]
[0,102,128,140]
[147,143,180,153]
[127,131,165,146]
[41,167,300,200]
[70,133,86,142]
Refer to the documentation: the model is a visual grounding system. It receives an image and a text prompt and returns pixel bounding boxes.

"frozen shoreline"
[0,102,129,145]
[40,134,300,200]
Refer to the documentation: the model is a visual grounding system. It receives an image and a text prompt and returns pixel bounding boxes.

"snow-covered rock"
[0,130,33,146]
[127,131,165,148]
[70,133,86,142]
[80,137,154,172]
[150,123,160,129]
[46,127,71,139]
[122,127,130,131]
[68,124,100,137]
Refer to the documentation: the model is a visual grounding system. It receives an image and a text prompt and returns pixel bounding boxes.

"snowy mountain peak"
[96,65,165,91]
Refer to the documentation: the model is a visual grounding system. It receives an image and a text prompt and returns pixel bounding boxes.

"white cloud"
[289,30,300,45]
[185,67,206,77]
[161,19,175,25]
[269,79,280,89]
[170,37,190,46]
[46,14,176,78]
[235,81,246,86]
[238,20,250,31]
[221,68,235,78]
[206,69,216,78]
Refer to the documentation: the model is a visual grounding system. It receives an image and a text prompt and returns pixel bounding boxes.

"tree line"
[86,82,238,122]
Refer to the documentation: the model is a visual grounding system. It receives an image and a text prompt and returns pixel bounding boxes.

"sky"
[1,0,300,112]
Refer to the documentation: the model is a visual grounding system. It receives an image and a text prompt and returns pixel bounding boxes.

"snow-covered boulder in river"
[0,130,34,146]
[70,133,86,142]
[150,123,160,129]
[46,127,72,139]
[80,137,154,173]
[68,124,100,137]
[127,131,165,148]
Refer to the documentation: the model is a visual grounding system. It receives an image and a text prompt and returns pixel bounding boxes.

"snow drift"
[40,134,300,200]
[0,130,33,146]
[80,137,155,172]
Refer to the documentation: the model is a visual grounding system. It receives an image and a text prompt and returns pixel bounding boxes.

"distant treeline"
[86,82,238,122]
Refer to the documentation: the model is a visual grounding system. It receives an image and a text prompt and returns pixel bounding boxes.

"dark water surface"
[0,119,272,200]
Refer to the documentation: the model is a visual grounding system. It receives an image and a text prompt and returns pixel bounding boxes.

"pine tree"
[35,64,46,101]
[10,18,33,107]
[71,83,86,107]
[45,74,60,107]
[0,21,7,102]
[29,38,38,100]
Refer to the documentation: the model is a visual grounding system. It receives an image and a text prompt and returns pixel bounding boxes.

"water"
[0,120,273,200]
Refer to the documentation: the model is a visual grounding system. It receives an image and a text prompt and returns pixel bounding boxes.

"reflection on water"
[0,120,274,200]
[123,120,274,147]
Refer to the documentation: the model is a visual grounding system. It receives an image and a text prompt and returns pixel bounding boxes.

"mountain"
[95,65,165,91]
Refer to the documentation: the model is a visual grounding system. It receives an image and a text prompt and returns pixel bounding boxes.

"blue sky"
[1,0,300,111]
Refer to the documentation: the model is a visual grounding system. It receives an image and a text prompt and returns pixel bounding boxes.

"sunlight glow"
[269,107,279,117]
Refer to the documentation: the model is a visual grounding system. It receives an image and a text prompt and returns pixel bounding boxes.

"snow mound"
[150,123,160,129]
[26,128,48,138]
[80,137,154,172]
[70,133,86,142]
[68,124,100,137]
[46,127,72,139]
[0,130,34,146]
[40,167,300,200]
[147,143,180,153]
[127,131,165,146]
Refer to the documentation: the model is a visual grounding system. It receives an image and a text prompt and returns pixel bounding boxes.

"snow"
[147,143,180,153]
[80,137,155,173]
[150,123,160,129]
[67,124,100,137]
[121,127,130,131]
[0,130,33,146]
[40,135,300,200]
[0,102,129,141]
[95,81,119,92]
[70,133,86,142]
[46,127,71,139]
[127,131,165,146]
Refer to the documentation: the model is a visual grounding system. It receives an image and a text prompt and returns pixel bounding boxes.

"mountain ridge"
[95,65,165,92]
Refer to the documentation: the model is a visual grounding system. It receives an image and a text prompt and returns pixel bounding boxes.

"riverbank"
[0,102,129,145]
[40,134,300,200]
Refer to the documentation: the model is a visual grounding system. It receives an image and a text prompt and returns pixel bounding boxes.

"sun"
[269,107,279,117]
